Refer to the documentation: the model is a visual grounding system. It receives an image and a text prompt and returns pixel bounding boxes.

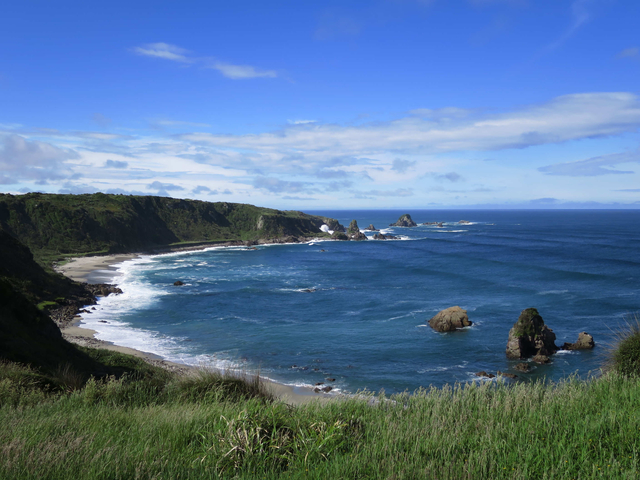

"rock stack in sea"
[506,308,559,362]
[389,214,417,227]
[346,220,367,241]
[428,306,472,332]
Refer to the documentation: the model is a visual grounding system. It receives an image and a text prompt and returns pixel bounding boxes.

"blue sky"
[1,0,639,209]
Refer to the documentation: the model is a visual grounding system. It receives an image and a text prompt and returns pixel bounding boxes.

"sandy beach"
[58,252,334,405]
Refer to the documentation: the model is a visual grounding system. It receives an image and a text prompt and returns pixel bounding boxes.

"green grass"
[1,356,639,479]
[36,300,58,311]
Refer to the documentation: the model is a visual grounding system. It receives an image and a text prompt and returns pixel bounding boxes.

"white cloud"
[180,93,640,156]
[288,119,317,125]
[0,134,79,182]
[131,43,277,80]
[133,43,192,63]
[210,62,277,79]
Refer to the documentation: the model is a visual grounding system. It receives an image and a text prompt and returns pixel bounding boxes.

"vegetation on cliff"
[0,193,342,265]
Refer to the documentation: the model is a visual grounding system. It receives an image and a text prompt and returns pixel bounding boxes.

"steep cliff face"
[0,232,99,373]
[0,193,343,262]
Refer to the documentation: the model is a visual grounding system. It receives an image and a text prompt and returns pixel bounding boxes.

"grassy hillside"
[1,363,638,479]
[0,193,343,265]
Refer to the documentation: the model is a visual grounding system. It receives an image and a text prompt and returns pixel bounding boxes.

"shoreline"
[57,246,337,406]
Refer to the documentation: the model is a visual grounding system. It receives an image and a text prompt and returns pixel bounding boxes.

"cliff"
[0,193,342,264]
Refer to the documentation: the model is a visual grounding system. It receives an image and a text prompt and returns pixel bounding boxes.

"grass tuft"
[606,314,640,377]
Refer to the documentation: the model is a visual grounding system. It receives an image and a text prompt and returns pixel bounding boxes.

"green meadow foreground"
[1,350,639,480]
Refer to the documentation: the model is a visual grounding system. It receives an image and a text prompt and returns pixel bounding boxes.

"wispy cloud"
[391,159,416,173]
[354,188,414,198]
[432,172,464,182]
[253,176,311,194]
[180,93,640,156]
[132,43,192,63]
[209,62,277,79]
[617,47,639,59]
[104,159,128,169]
[131,43,277,80]
[288,119,317,125]
[538,149,640,176]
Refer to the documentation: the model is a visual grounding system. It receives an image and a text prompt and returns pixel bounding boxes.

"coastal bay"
[60,209,640,394]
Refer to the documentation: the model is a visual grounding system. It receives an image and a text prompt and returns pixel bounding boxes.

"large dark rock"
[428,306,472,332]
[365,224,379,231]
[331,231,348,241]
[389,214,417,227]
[346,220,367,240]
[561,332,595,350]
[506,308,558,359]
[346,220,360,236]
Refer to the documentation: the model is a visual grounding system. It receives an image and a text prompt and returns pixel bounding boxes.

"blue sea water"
[81,210,640,394]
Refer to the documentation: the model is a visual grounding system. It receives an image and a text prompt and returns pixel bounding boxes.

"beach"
[57,253,334,405]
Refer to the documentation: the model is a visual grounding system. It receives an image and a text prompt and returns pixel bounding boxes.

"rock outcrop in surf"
[561,332,595,350]
[365,224,379,231]
[506,308,558,359]
[390,214,417,227]
[373,233,398,240]
[428,306,472,332]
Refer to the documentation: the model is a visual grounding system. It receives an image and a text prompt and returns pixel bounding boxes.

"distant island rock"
[390,214,417,227]
[458,220,471,224]
[346,220,367,241]
[365,224,379,231]
[428,306,472,332]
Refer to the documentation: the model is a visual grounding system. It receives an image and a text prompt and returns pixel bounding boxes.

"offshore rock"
[497,371,518,379]
[475,371,495,378]
[346,220,367,240]
[533,354,550,364]
[389,214,417,227]
[346,219,360,235]
[373,233,398,240]
[458,220,471,224]
[331,231,348,241]
[173,281,184,286]
[428,306,472,332]
[506,308,558,359]
[513,363,531,373]
[561,332,595,350]
[365,224,379,231]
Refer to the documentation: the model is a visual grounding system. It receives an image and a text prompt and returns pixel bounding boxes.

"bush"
[608,315,640,377]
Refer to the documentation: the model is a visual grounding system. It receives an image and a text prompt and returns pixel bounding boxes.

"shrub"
[608,314,640,377]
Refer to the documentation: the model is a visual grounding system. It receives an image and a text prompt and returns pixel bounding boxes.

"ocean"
[79,210,640,394]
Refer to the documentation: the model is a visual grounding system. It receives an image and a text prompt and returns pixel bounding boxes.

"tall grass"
[606,314,640,377]
[1,356,639,479]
